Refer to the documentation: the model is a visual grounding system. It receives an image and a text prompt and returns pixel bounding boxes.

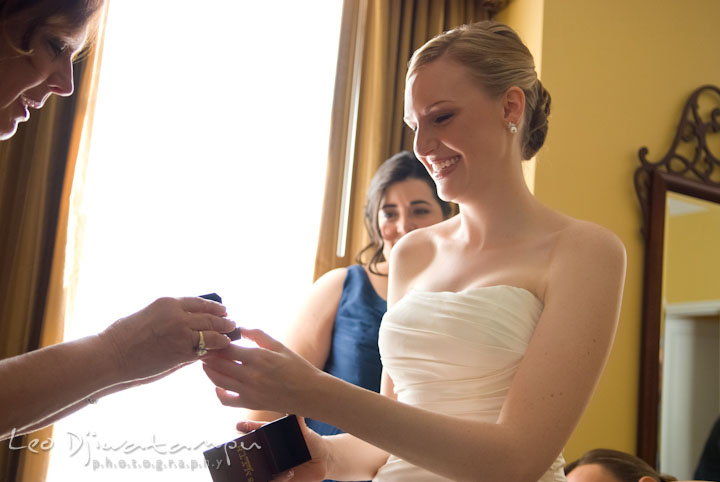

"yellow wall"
[496,0,544,193]
[665,198,720,304]
[495,0,544,71]
[530,0,720,461]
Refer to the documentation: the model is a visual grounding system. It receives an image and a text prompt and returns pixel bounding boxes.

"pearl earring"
[507,121,518,134]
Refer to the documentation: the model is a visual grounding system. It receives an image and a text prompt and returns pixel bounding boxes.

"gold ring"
[196,331,208,356]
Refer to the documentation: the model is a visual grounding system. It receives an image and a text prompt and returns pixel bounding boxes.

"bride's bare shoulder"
[555,218,625,252]
[392,216,456,260]
[387,217,457,295]
[549,218,627,280]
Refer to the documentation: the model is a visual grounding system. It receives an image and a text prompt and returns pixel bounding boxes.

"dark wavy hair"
[565,449,678,482]
[0,0,104,54]
[355,151,453,275]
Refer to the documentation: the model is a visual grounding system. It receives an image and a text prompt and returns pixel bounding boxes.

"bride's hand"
[202,328,326,415]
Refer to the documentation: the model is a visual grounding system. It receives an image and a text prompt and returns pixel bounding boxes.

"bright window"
[47,2,342,480]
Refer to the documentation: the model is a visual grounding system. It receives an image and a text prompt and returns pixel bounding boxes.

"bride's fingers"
[271,469,294,481]
[203,363,245,397]
[239,328,285,351]
[210,343,267,364]
[236,420,268,433]
[202,355,245,377]
[215,386,244,407]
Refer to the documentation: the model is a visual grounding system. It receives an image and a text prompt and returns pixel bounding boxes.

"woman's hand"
[99,296,236,382]
[237,418,329,482]
[202,328,326,416]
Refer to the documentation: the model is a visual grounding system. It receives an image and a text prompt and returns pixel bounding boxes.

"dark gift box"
[204,414,311,482]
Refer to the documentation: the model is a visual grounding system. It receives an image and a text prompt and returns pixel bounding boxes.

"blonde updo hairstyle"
[407,20,551,160]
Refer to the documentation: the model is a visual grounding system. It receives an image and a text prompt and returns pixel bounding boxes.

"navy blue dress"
[305,265,387,481]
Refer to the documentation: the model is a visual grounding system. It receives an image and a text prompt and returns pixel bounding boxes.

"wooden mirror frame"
[634,84,720,467]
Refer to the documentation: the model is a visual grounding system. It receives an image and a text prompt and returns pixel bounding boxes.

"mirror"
[660,192,720,478]
[635,85,720,473]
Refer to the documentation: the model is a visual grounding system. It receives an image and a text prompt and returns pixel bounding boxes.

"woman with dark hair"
[0,0,235,440]
[357,150,453,276]
[204,20,626,482]
[0,0,102,139]
[248,152,450,447]
[565,449,680,482]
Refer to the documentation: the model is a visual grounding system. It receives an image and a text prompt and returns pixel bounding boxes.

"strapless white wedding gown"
[373,285,566,482]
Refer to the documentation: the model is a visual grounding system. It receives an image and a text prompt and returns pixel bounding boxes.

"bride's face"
[404,57,509,203]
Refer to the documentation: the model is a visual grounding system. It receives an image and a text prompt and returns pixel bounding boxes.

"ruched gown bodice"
[373,285,566,482]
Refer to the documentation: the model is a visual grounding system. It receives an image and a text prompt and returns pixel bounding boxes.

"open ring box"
[203,414,312,482]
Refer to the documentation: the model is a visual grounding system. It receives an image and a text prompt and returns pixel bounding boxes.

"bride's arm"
[322,372,394,480]
[203,223,626,482]
[244,268,347,424]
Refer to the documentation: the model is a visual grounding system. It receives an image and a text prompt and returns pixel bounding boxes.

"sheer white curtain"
[46,2,342,480]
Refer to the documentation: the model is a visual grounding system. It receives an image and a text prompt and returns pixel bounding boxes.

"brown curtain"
[314,0,509,279]
[0,7,108,481]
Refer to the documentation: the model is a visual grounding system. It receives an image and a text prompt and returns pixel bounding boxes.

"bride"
[203,20,626,482]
